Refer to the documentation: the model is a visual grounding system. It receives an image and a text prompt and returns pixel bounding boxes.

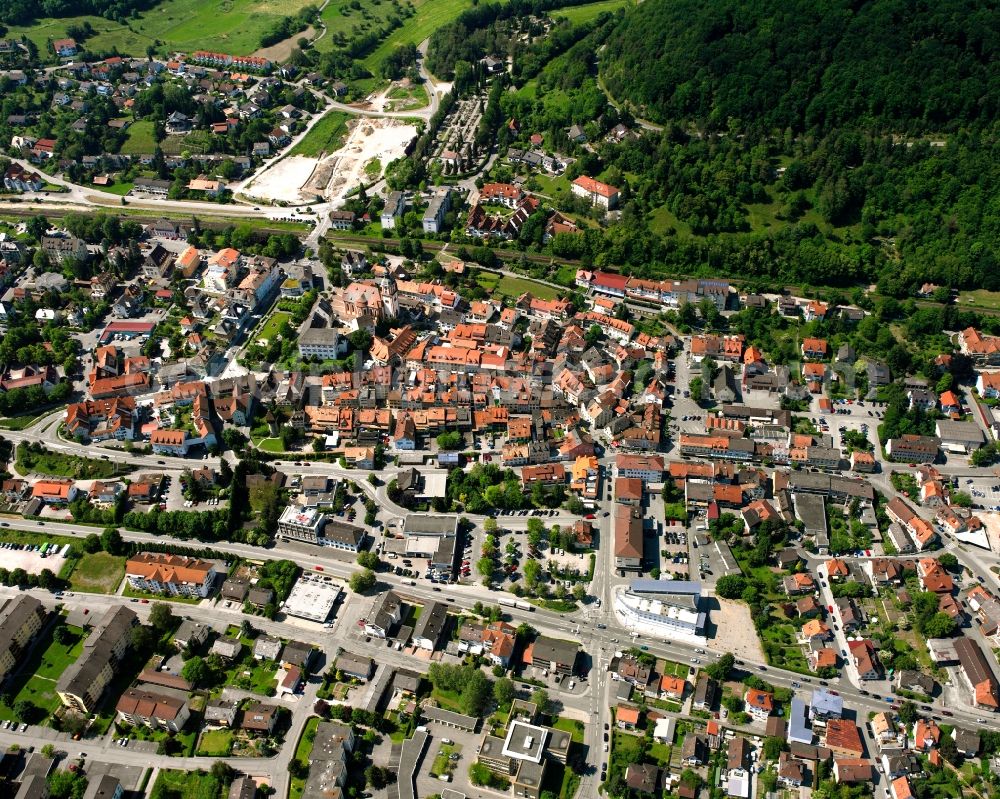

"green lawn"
[553,717,585,744]
[121,120,158,156]
[149,768,231,799]
[475,272,561,301]
[93,181,135,196]
[0,622,84,723]
[0,412,47,431]
[68,552,126,594]
[255,311,293,344]
[16,443,123,480]
[253,437,287,453]
[431,686,464,712]
[288,111,351,157]
[648,205,691,236]
[196,728,234,756]
[531,172,572,199]
[289,716,320,799]
[551,0,632,24]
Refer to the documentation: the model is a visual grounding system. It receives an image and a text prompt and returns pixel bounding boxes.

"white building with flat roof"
[614,580,707,640]
[283,575,342,622]
[502,720,549,764]
[277,504,326,544]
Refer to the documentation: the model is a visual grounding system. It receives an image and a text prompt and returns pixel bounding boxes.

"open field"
[8,0,317,58]
[710,598,767,663]
[69,552,126,594]
[312,0,403,54]
[361,0,474,75]
[6,15,154,58]
[121,121,158,156]
[288,111,352,158]
[16,443,123,479]
[307,118,417,203]
[476,272,561,301]
[551,0,633,24]
[958,289,1000,312]
[245,156,319,205]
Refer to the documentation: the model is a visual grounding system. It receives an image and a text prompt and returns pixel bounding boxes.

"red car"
[315,566,324,572]
[828,605,834,612]
[585,514,596,520]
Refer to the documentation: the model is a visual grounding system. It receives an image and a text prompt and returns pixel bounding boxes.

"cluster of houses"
[3,54,318,191]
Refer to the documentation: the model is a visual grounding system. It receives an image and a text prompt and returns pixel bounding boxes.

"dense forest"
[415,0,997,296]
[0,0,159,25]
[601,0,999,134]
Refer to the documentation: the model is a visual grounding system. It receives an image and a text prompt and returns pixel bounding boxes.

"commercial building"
[934,420,985,454]
[614,579,707,638]
[283,574,342,623]
[277,504,326,544]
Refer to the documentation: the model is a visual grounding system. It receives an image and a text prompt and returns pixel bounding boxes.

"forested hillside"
[0,0,158,25]
[601,0,998,134]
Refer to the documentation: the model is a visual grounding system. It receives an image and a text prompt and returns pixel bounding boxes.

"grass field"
[94,181,135,196]
[361,0,474,75]
[6,15,154,57]
[476,272,561,301]
[69,552,126,594]
[0,622,84,723]
[958,289,1000,312]
[10,0,320,59]
[288,110,351,157]
[551,0,632,24]
[196,728,234,756]
[121,120,158,156]
[312,0,402,54]
[16,443,123,479]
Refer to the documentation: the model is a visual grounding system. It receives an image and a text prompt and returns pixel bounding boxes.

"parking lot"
[0,540,69,575]
[959,475,1000,511]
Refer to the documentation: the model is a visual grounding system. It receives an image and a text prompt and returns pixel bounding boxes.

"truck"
[498,597,534,612]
